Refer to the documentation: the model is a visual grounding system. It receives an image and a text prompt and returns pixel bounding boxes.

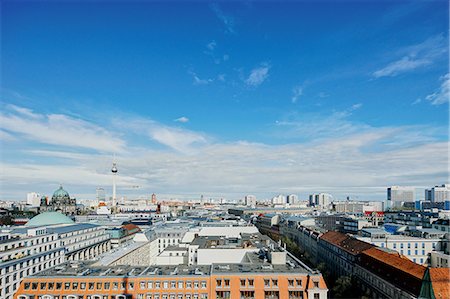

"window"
[296,279,302,286]
[89,283,94,290]
[56,282,62,290]
[40,282,47,290]
[140,281,146,289]
[264,279,270,287]
[73,282,78,290]
[24,283,30,290]
[148,281,154,289]
[104,282,110,290]
[216,279,222,287]
[178,281,183,288]
[313,281,319,288]
[288,279,294,287]
[272,279,278,287]
[171,281,176,288]
[186,281,192,288]
[163,281,169,289]
[241,279,246,286]
[65,282,71,290]
[393,243,397,249]
[314,294,320,299]
[201,281,207,288]
[224,279,230,287]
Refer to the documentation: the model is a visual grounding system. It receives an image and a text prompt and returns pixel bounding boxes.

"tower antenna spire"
[111,155,118,213]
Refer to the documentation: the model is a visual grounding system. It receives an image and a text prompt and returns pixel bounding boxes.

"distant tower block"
[151,193,157,204]
[111,161,118,211]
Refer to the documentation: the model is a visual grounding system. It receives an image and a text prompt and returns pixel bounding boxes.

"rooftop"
[429,268,450,299]
[25,212,74,227]
[362,247,426,279]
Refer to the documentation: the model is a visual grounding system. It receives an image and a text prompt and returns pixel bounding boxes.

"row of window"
[24,280,208,291]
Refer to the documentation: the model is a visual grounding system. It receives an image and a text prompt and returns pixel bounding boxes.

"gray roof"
[47,223,100,234]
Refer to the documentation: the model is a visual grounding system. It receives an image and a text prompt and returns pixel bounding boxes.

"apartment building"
[0,228,65,299]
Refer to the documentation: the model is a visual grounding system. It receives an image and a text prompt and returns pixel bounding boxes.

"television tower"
[111,159,118,213]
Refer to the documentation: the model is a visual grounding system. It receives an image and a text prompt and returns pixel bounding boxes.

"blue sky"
[1,0,449,201]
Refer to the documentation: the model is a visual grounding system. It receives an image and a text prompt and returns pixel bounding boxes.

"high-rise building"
[26,192,40,207]
[425,184,450,202]
[387,186,415,209]
[309,193,332,209]
[96,187,106,202]
[271,194,286,205]
[244,195,256,206]
[287,194,298,204]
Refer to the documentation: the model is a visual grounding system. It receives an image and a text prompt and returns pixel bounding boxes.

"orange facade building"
[14,261,327,299]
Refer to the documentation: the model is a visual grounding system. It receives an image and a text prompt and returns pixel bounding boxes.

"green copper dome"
[25,211,74,227]
[53,185,70,199]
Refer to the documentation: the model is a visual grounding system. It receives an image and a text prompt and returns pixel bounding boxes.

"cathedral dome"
[25,211,74,227]
[51,185,70,203]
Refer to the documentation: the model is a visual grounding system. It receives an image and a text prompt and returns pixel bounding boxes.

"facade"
[0,227,65,299]
[387,186,415,209]
[24,212,111,261]
[26,193,40,207]
[356,232,440,265]
[308,194,331,209]
[425,184,450,202]
[286,195,298,205]
[244,195,257,207]
[15,235,329,299]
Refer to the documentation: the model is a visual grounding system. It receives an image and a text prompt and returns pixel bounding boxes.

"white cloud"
[189,71,213,85]
[373,34,447,78]
[210,3,235,34]
[246,63,270,87]
[291,85,303,103]
[425,73,450,105]
[350,103,363,110]
[174,116,189,123]
[0,106,126,153]
[206,40,217,50]
[0,105,447,201]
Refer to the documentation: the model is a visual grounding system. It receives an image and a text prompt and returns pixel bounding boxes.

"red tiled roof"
[430,268,450,299]
[122,223,141,233]
[320,231,374,255]
[320,231,348,244]
[362,247,426,279]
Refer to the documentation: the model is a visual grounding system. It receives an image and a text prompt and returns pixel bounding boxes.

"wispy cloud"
[206,40,217,51]
[210,3,235,34]
[425,73,450,105]
[0,104,447,201]
[174,116,189,123]
[373,34,447,78]
[189,71,213,85]
[246,63,270,87]
[291,85,303,103]
[0,106,126,153]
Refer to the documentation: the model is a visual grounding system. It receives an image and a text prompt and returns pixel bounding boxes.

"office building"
[387,186,415,209]
[425,184,450,202]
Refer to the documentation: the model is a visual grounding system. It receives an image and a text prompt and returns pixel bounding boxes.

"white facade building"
[310,193,332,209]
[0,228,65,299]
[387,186,415,209]
[272,194,287,205]
[287,194,298,204]
[244,195,256,207]
[356,234,440,265]
[26,193,40,207]
[425,184,450,202]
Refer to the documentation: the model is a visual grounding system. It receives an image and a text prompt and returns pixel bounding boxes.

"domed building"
[40,185,77,215]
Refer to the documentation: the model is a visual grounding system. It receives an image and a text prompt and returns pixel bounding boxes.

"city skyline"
[1,1,449,201]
